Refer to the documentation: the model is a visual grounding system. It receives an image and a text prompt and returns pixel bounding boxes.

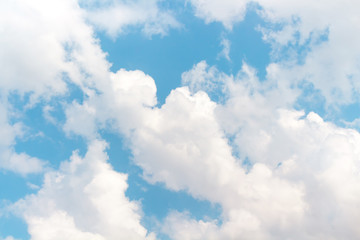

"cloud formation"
[188,0,360,105]
[1,0,360,239]
[14,140,155,240]
[158,62,360,239]
[64,58,360,238]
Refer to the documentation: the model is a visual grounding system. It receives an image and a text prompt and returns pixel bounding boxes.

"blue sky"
[1,0,360,239]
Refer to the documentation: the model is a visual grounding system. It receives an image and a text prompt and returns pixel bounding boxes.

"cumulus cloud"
[160,108,360,239]
[152,61,360,239]
[127,86,306,239]
[60,53,360,238]
[63,68,157,139]
[13,140,155,240]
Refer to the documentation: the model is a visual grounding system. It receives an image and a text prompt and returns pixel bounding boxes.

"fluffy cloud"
[0,0,111,101]
[61,55,360,238]
[128,85,306,239]
[63,68,157,139]
[13,140,155,240]
[150,61,360,239]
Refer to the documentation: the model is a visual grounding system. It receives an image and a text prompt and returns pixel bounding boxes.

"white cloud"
[81,0,180,38]
[181,61,229,94]
[0,0,110,102]
[188,0,250,30]
[153,61,360,239]
[60,58,360,238]
[63,101,99,140]
[218,37,231,61]
[13,140,155,240]
[188,0,360,105]
[128,88,307,239]
[257,0,360,105]
[63,68,157,139]
[61,61,307,238]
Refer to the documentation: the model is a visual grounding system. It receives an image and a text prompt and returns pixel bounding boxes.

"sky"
[1,0,360,239]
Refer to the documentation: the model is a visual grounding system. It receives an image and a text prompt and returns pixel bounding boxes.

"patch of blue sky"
[295,79,360,129]
[294,81,327,118]
[276,28,329,66]
[226,7,272,80]
[137,182,222,239]
[326,103,360,131]
[11,93,87,169]
[0,171,43,207]
[337,103,360,123]
[98,22,223,104]
[97,4,271,104]
[0,175,30,239]
[0,212,29,240]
